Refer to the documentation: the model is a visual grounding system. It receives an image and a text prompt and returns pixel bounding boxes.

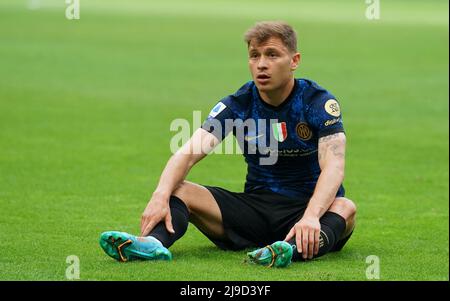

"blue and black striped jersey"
[202,78,345,201]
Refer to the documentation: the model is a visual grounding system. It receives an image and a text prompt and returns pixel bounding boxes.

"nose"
[257,56,268,70]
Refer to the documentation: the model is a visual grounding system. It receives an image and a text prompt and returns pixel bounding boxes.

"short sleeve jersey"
[202,78,345,199]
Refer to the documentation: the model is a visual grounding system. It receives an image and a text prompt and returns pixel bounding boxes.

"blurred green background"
[0,0,448,280]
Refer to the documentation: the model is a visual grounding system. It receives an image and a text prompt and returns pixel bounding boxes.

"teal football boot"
[99,231,172,262]
[246,241,293,268]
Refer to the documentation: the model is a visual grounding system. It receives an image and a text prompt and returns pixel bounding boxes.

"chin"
[255,82,273,93]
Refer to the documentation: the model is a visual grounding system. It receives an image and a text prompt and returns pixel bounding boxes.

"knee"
[172,181,196,212]
[172,181,192,201]
[330,197,357,221]
[344,198,357,218]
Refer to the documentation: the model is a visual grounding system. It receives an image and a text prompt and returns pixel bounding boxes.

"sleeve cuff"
[318,127,345,138]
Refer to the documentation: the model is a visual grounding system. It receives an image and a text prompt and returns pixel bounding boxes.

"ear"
[291,52,301,71]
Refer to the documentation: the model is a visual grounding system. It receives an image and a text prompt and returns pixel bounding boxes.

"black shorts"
[202,186,309,251]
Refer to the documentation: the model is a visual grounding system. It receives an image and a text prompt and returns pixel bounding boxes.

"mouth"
[256,74,271,84]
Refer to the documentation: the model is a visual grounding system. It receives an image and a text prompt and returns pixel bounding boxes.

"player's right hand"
[140,193,175,236]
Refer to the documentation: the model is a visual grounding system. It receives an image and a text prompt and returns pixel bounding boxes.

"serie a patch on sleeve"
[324,99,341,117]
[208,102,227,118]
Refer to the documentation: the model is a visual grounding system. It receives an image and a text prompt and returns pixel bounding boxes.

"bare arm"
[285,132,346,259]
[304,132,346,218]
[152,128,220,199]
[140,128,220,236]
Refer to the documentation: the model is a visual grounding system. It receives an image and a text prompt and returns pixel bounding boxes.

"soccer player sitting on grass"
[99,21,357,267]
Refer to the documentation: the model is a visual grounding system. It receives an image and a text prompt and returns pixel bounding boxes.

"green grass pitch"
[0,0,448,280]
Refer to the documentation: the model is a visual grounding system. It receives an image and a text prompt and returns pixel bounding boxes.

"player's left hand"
[284,215,321,260]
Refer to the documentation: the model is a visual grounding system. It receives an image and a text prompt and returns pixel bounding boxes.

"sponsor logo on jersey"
[324,99,341,117]
[296,122,312,141]
[208,102,227,118]
[272,122,288,142]
[265,148,317,157]
[324,118,341,127]
[244,134,264,142]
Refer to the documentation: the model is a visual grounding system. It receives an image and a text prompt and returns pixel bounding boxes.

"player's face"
[248,37,299,93]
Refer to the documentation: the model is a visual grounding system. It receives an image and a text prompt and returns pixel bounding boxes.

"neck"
[259,78,295,107]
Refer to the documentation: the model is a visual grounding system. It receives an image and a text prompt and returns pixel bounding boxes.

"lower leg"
[148,181,227,248]
[246,211,347,266]
[329,197,357,240]
[148,196,189,248]
[289,197,357,261]
[289,211,347,261]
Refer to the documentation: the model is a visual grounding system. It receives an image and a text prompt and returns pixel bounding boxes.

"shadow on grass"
[172,244,245,259]
[172,244,358,261]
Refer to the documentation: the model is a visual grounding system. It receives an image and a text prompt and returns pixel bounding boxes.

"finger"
[141,220,156,237]
[140,216,147,235]
[302,228,309,259]
[165,213,175,234]
[308,230,315,259]
[284,227,295,242]
[140,215,153,235]
[140,215,145,232]
[314,229,320,255]
[296,228,302,254]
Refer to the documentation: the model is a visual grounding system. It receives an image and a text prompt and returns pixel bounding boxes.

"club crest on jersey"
[272,122,288,142]
[324,99,341,117]
[208,102,227,118]
[296,122,312,141]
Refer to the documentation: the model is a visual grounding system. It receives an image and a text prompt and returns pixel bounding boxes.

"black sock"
[289,211,346,261]
[147,196,189,248]
[331,229,354,252]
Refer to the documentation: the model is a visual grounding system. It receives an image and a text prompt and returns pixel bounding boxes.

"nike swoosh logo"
[244,134,264,141]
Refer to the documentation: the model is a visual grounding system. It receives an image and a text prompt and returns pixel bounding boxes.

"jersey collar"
[254,79,298,111]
